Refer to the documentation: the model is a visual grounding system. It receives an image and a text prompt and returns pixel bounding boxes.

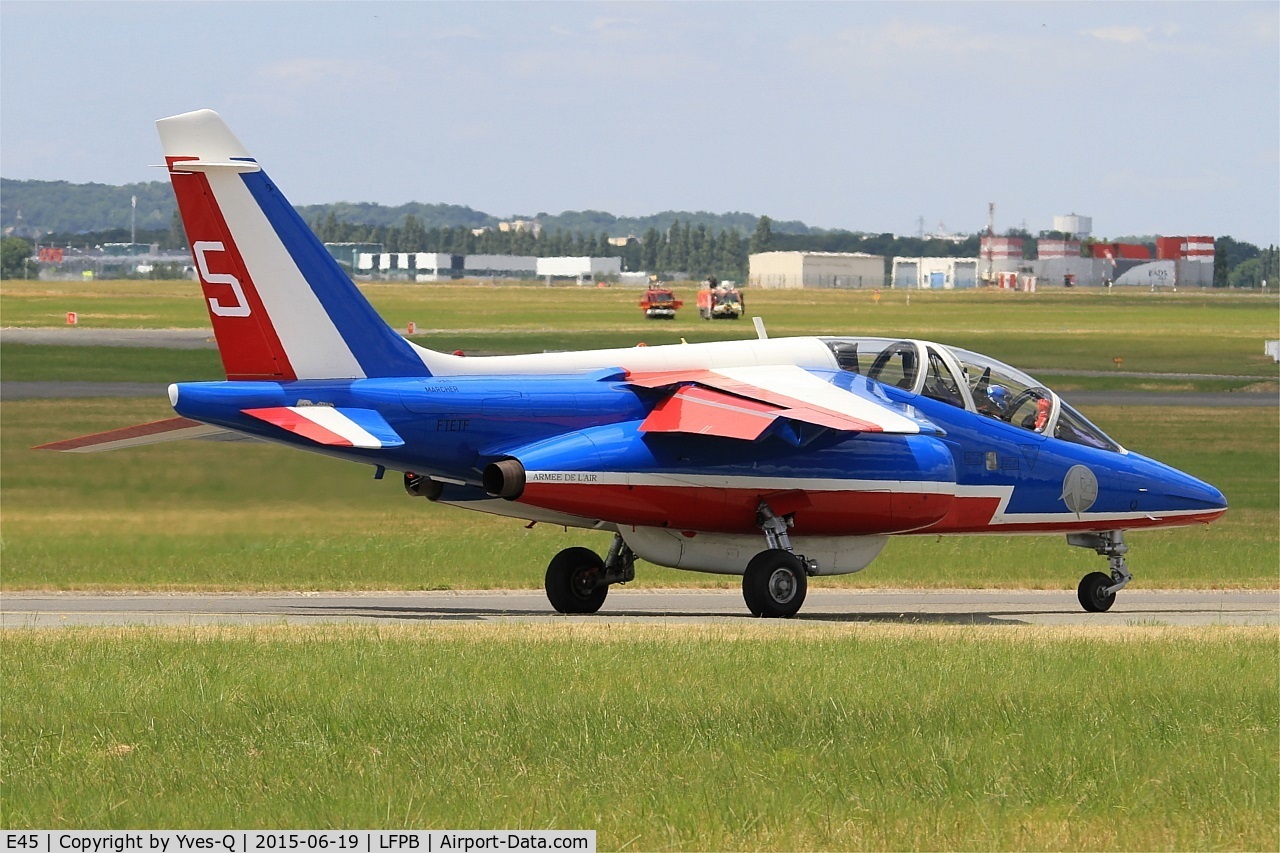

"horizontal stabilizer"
[35,417,234,453]
[242,406,403,449]
[165,159,261,173]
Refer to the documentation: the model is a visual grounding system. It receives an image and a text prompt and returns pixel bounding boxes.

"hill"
[2,178,813,238]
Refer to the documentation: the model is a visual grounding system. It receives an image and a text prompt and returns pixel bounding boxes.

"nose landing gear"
[1068,531,1132,613]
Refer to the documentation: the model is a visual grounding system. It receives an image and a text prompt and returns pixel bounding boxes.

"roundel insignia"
[1060,464,1099,515]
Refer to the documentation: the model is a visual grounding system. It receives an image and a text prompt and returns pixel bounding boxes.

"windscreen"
[950,346,1122,450]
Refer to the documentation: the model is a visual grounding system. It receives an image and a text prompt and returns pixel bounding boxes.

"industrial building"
[748,251,885,289]
[463,255,538,278]
[324,242,384,270]
[892,257,978,289]
[978,235,1026,282]
[970,231,1215,288]
[536,256,622,283]
[337,251,620,283]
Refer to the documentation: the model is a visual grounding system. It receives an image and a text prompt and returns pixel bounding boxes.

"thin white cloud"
[1085,26,1152,45]
[420,25,483,41]
[256,57,398,88]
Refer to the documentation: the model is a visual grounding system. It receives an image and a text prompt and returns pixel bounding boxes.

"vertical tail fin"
[158,109,431,380]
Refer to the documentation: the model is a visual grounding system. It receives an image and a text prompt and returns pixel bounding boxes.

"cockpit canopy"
[820,337,1122,453]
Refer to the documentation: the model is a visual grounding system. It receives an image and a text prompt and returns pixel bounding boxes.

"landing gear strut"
[1068,530,1132,613]
[743,500,817,618]
[544,534,636,614]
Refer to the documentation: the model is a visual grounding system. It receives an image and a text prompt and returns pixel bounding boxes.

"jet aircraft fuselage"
[40,109,1227,618]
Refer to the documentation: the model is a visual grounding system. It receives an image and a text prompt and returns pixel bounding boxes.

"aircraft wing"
[626,364,938,441]
[34,417,250,453]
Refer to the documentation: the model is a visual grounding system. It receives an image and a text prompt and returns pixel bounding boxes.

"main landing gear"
[743,500,817,618]
[543,499,820,618]
[1068,530,1133,613]
[545,535,636,614]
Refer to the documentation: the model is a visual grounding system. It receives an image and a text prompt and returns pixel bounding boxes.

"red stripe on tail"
[168,157,296,380]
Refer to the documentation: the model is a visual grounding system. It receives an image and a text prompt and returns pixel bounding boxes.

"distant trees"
[1,237,35,279]
[1,179,176,234]
[303,212,750,280]
[1215,236,1272,288]
[750,215,774,254]
[1228,245,1279,289]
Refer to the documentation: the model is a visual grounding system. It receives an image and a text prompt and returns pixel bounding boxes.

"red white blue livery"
[40,110,1228,617]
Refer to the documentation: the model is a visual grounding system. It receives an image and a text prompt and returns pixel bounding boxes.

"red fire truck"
[639,286,683,319]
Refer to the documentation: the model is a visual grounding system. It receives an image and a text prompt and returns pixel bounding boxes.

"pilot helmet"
[987,384,1009,408]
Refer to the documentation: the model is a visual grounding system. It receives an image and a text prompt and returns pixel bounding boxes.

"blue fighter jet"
[40,110,1228,618]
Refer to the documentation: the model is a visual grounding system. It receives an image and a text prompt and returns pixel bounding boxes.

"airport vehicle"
[40,110,1229,618]
[697,281,744,320]
[639,286,682,319]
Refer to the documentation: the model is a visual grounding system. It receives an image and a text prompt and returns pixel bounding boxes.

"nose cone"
[1172,471,1228,512]
[1132,452,1228,517]
[1180,476,1228,513]
[1161,466,1227,511]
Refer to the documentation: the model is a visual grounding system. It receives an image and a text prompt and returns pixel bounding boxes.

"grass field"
[3,282,1278,377]
[2,624,1275,849]
[7,342,1278,393]
[3,279,1276,848]
[2,397,1274,591]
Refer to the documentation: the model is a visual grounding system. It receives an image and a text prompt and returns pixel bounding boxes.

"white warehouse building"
[536,256,623,281]
[892,257,979,289]
[748,251,885,289]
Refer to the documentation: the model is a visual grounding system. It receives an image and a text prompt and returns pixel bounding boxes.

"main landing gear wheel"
[742,549,807,618]
[545,547,608,614]
[1077,571,1116,613]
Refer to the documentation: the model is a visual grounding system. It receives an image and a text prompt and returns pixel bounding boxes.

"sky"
[2,1,1278,245]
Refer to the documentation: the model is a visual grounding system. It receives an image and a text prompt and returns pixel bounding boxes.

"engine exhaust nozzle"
[483,458,526,500]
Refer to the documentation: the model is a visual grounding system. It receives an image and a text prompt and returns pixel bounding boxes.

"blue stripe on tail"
[237,167,432,378]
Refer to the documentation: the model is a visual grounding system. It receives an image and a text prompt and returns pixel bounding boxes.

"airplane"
[38,109,1229,618]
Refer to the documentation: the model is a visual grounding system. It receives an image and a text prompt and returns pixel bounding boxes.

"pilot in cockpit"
[977,384,1008,419]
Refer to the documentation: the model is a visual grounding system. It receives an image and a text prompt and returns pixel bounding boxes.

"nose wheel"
[1068,531,1133,613]
[1077,571,1117,612]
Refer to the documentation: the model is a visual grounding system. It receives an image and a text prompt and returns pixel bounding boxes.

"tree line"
[309,212,992,280]
[5,178,1275,284]
[312,210,756,280]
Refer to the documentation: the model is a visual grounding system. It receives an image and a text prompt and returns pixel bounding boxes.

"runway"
[2,588,1276,628]
[5,327,1275,406]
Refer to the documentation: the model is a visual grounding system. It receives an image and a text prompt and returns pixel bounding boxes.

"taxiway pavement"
[2,589,1276,628]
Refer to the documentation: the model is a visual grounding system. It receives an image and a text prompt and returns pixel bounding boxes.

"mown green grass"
[3,282,1277,376]
[9,342,1277,393]
[1,624,1275,849]
[1,343,224,382]
[3,398,1274,590]
[1048,374,1277,394]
